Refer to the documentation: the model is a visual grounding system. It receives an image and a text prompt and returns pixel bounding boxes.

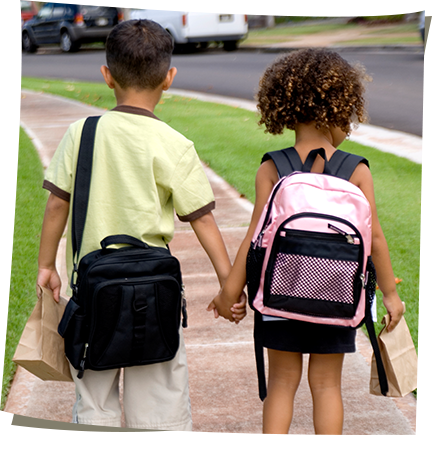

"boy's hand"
[37,268,62,303]
[207,290,247,324]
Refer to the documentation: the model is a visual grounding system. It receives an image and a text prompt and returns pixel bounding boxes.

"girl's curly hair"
[256,48,371,135]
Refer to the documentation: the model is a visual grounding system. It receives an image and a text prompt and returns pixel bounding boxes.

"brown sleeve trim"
[177,201,215,222]
[43,180,71,202]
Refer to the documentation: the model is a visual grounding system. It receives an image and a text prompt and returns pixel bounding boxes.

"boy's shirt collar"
[110,105,160,120]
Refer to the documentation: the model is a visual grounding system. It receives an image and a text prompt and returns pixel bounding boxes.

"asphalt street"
[21,47,424,136]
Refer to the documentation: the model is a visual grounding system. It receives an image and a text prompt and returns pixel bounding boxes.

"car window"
[0,0,32,14]
[38,4,53,19]
[52,5,65,18]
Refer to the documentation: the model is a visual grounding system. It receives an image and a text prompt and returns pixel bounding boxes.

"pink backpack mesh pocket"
[263,223,363,319]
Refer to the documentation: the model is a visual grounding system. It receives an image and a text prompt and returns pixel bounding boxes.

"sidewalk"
[4,89,417,434]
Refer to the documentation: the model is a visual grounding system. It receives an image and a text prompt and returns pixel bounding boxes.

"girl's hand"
[382,292,405,332]
[230,291,247,323]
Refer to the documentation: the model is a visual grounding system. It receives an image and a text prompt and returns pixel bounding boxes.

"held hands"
[37,267,62,303]
[207,289,247,324]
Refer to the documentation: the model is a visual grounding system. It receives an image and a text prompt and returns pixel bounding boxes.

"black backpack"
[58,116,187,378]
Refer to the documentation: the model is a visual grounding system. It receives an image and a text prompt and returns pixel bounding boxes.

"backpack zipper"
[327,223,355,244]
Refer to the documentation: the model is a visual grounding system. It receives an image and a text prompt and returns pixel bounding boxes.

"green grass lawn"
[4,77,419,406]
[242,22,420,46]
[1,128,48,409]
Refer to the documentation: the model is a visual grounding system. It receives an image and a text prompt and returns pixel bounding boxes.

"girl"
[208,48,405,434]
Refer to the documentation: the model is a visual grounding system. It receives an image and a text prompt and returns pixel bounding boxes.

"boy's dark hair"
[256,48,370,135]
[106,19,174,91]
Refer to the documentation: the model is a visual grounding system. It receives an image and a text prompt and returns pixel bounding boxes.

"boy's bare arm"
[190,211,247,321]
[190,211,231,286]
[37,193,69,302]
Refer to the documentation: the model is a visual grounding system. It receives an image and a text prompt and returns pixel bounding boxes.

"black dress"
[261,317,356,354]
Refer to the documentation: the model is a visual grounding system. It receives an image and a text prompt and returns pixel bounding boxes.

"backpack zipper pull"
[328,223,355,244]
[77,343,88,379]
[254,232,264,249]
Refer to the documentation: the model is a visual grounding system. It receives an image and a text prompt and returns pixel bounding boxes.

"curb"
[167,88,422,165]
[239,45,424,54]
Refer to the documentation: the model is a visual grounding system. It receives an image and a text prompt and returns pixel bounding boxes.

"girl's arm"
[351,163,404,331]
[208,160,278,319]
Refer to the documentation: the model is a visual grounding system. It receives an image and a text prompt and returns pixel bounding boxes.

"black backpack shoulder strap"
[326,150,369,181]
[261,147,303,178]
[70,115,101,288]
[254,311,267,401]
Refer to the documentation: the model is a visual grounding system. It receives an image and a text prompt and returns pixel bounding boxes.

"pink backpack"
[247,148,388,399]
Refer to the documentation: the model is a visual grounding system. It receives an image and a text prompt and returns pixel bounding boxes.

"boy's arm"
[190,211,246,322]
[37,193,69,302]
[190,211,231,286]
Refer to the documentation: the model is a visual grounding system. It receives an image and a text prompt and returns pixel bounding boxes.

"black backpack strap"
[262,147,303,178]
[70,116,100,289]
[326,150,369,181]
[253,311,267,401]
[364,306,389,396]
[302,148,327,172]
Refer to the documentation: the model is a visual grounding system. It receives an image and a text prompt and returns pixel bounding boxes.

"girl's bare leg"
[262,349,303,434]
[308,353,345,434]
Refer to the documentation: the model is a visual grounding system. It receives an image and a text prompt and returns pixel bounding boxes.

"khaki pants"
[69,330,192,430]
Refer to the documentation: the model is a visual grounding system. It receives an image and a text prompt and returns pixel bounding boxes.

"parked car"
[129,9,248,51]
[22,3,123,53]
[0,0,38,48]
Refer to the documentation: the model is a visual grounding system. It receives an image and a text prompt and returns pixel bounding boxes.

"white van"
[129,9,248,51]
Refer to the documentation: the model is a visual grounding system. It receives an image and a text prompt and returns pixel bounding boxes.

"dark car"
[22,3,123,53]
[0,0,38,48]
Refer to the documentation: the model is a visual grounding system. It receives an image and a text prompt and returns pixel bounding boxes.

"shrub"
[275,7,347,24]
[356,5,405,22]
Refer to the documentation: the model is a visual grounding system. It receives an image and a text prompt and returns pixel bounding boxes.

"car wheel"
[22,32,38,53]
[174,43,197,54]
[223,40,238,51]
[60,31,80,52]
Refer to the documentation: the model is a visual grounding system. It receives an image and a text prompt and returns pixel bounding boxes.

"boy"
[37,19,245,430]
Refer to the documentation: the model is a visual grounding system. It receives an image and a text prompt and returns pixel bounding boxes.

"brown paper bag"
[12,285,73,382]
[370,310,417,397]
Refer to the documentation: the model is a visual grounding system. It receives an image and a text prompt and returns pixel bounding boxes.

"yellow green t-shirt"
[44,106,215,292]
